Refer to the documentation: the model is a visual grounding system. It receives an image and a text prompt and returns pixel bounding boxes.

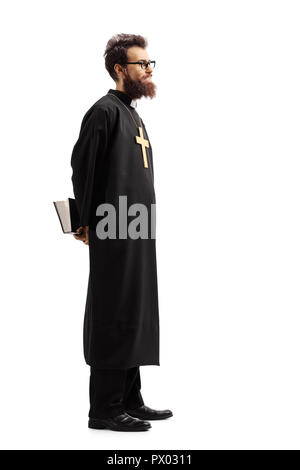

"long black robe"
[70,88,160,369]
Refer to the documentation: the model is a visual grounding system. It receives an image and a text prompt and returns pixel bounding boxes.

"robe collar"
[107,88,137,109]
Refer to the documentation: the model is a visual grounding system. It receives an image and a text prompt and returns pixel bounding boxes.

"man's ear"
[114,63,125,80]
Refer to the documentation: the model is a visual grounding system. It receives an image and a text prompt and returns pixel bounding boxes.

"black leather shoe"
[125,405,173,420]
[88,412,151,432]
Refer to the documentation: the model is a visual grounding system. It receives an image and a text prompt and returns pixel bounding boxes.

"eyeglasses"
[123,60,156,70]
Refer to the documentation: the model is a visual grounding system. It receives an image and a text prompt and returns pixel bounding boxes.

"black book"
[53,198,80,234]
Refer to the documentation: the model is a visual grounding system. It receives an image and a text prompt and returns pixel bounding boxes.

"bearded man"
[70,33,173,432]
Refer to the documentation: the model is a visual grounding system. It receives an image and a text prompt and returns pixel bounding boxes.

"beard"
[122,69,157,100]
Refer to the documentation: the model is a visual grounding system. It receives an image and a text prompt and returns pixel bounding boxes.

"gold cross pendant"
[135,126,149,168]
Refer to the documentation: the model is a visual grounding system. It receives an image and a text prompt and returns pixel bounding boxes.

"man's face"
[118,46,156,100]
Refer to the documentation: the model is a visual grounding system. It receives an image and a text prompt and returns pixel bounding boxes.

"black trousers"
[88,366,145,419]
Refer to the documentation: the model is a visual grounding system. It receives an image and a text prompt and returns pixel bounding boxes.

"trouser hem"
[88,406,125,419]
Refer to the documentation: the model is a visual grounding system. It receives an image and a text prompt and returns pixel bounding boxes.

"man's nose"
[146,63,153,72]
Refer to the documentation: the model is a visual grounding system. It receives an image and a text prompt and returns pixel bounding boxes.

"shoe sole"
[88,423,151,432]
[88,420,151,432]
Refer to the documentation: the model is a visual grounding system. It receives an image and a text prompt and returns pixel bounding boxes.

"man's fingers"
[74,234,85,241]
[73,226,88,244]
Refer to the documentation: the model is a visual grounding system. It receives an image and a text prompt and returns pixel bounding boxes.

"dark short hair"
[103,33,148,81]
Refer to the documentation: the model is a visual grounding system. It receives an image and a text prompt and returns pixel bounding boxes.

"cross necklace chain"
[107,92,150,169]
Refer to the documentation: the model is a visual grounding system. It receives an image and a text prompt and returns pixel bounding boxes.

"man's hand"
[73,226,89,245]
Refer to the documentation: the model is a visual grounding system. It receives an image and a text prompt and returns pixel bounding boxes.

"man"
[70,33,173,432]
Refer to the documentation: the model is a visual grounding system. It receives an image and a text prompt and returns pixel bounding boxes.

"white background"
[0,0,299,450]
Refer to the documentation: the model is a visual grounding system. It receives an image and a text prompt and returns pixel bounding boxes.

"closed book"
[53,198,80,234]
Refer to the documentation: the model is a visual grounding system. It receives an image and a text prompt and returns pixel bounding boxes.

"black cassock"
[70,89,160,369]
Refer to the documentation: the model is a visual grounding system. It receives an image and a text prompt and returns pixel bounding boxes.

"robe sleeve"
[70,106,109,227]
